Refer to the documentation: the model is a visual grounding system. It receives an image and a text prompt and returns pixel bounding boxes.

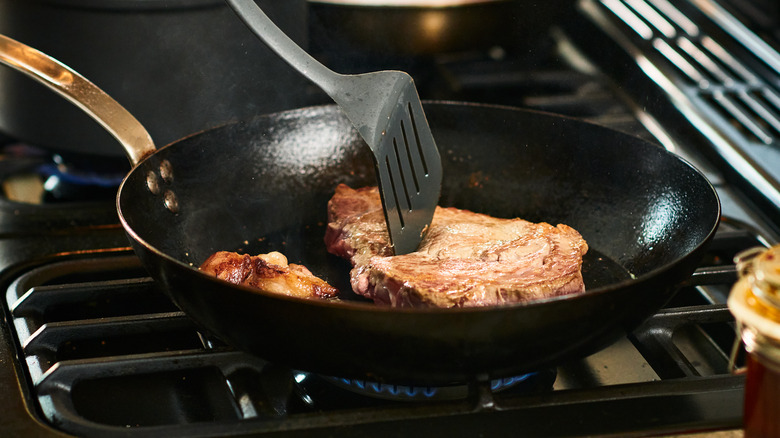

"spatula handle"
[224,0,341,95]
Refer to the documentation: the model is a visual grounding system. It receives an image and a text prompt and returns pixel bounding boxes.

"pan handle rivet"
[146,171,160,195]
[159,160,174,183]
[163,190,179,214]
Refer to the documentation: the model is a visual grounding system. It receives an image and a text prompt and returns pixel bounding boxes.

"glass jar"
[728,245,780,438]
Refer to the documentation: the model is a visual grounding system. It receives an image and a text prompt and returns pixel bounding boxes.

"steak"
[200,251,338,299]
[324,184,588,308]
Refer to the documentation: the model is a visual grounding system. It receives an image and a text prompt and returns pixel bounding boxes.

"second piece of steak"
[200,251,338,299]
[324,184,589,308]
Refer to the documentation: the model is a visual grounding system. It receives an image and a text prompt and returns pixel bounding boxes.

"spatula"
[225,0,442,255]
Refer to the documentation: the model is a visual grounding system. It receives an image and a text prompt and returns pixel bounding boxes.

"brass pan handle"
[0,34,155,166]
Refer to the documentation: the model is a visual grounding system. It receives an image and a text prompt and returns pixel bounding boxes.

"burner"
[0,143,128,204]
[322,374,538,401]
[292,370,557,408]
[39,153,126,203]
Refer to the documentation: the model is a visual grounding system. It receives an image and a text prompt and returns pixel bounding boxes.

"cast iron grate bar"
[629,305,735,379]
[35,350,269,435]
[10,278,160,318]
[21,312,198,383]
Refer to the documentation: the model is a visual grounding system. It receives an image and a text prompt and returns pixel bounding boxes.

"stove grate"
[0,222,767,436]
[573,0,780,224]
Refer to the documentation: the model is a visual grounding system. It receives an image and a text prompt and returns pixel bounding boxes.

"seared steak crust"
[324,184,588,308]
[200,251,338,299]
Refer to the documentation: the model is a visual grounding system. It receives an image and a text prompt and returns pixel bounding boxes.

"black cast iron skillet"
[1,35,721,385]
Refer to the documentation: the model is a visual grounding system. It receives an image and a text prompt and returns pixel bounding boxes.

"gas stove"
[1,0,779,436]
[0,216,766,437]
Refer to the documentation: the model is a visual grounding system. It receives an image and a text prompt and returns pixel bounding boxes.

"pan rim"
[116,101,722,315]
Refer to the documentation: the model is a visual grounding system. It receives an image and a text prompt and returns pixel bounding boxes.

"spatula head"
[372,82,442,255]
[327,71,442,255]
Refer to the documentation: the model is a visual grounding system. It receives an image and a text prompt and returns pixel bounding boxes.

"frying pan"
[1,35,720,385]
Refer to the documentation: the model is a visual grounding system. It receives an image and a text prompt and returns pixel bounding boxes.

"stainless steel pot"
[0,0,319,158]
